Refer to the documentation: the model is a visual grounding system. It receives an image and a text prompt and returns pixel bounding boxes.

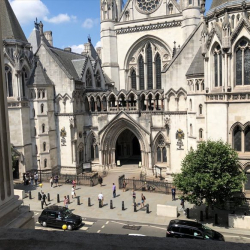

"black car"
[38,205,82,230]
[166,219,224,241]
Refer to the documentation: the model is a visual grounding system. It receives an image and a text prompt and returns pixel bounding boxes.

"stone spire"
[0,0,27,42]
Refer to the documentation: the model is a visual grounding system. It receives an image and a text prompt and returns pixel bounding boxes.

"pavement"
[14,164,250,238]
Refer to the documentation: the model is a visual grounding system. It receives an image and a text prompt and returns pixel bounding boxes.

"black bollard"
[41,200,44,209]
[77,196,80,205]
[214,214,218,225]
[67,195,70,204]
[200,211,203,221]
[99,199,102,208]
[47,193,50,202]
[29,191,32,199]
[186,208,190,219]
[134,202,137,212]
[146,204,149,214]
[57,194,60,203]
[88,197,91,207]
[38,192,41,201]
[122,201,125,211]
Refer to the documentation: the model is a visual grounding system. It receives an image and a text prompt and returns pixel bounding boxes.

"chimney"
[64,47,72,52]
[44,31,53,46]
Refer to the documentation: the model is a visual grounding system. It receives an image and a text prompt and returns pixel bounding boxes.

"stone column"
[72,141,76,162]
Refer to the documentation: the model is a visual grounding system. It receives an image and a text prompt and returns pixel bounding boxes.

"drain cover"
[123,225,141,230]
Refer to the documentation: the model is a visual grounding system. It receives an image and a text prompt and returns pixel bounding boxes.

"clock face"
[136,0,161,13]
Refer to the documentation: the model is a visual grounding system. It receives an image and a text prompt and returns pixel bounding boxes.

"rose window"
[136,0,161,13]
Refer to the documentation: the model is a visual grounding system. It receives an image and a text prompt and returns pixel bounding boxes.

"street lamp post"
[37,159,41,183]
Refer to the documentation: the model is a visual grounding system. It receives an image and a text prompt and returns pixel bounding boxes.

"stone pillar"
[146,99,149,111]
[95,101,97,112]
[72,141,76,162]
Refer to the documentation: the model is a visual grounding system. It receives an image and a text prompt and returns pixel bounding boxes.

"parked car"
[166,219,224,241]
[38,205,82,230]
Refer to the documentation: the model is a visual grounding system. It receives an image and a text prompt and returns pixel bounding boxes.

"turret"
[201,21,208,55]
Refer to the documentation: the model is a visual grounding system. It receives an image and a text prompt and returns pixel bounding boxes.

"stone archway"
[99,116,150,169]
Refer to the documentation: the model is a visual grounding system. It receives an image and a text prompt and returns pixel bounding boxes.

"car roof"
[169,219,203,228]
[43,205,66,212]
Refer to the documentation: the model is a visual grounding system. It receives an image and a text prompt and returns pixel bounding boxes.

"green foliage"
[173,140,247,208]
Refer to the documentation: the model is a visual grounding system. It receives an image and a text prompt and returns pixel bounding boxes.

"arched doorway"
[115,129,141,165]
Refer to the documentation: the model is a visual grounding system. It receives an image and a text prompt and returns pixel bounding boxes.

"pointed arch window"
[33,108,36,117]
[199,128,203,139]
[5,65,13,97]
[155,53,161,89]
[95,70,101,88]
[214,45,222,87]
[42,90,45,98]
[41,104,44,113]
[131,69,136,89]
[199,104,203,115]
[34,127,37,137]
[44,159,47,168]
[245,126,250,152]
[236,39,250,85]
[43,142,46,152]
[139,55,144,90]
[21,68,28,97]
[147,44,153,90]
[86,69,92,87]
[156,135,167,163]
[42,124,45,133]
[233,126,242,151]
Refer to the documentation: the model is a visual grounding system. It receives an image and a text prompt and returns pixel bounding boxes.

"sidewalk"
[14,165,250,237]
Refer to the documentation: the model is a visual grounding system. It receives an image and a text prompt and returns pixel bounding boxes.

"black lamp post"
[37,159,41,183]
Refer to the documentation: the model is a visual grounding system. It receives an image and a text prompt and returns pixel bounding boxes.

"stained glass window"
[147,44,153,90]
[234,126,242,151]
[244,48,250,85]
[139,55,144,90]
[157,147,161,162]
[245,126,250,152]
[131,69,136,89]
[156,53,161,89]
[236,49,242,85]
[163,147,167,162]
[214,53,218,87]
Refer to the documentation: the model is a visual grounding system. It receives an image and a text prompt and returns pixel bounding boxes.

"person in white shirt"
[98,193,104,207]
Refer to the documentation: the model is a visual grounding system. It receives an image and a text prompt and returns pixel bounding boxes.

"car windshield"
[202,225,214,238]
[62,210,72,218]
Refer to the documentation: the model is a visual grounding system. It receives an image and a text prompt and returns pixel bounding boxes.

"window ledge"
[188,136,197,139]
[196,115,205,119]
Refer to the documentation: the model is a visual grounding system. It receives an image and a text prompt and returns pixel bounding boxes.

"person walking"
[30,175,34,186]
[64,196,69,208]
[72,179,76,189]
[171,186,176,201]
[50,177,53,188]
[180,198,185,213]
[71,186,76,199]
[54,175,59,187]
[34,173,38,186]
[141,193,146,208]
[98,193,104,207]
[98,175,103,187]
[112,183,116,198]
[41,192,48,206]
[132,189,136,205]
[122,180,127,192]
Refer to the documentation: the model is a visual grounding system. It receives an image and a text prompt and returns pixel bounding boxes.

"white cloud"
[70,44,84,54]
[10,0,49,25]
[95,41,102,48]
[82,18,99,29]
[44,14,72,24]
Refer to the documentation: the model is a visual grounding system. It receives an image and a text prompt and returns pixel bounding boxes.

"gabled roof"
[28,61,53,86]
[186,47,204,77]
[0,0,27,42]
[72,59,86,79]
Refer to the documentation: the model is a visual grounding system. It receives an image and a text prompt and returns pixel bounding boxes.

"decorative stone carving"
[164,116,171,129]
[176,129,184,150]
[136,0,162,14]
[60,127,67,146]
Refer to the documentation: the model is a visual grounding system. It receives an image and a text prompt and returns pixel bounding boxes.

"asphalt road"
[33,211,250,243]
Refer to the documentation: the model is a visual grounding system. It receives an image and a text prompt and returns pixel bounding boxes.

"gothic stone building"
[1,0,250,190]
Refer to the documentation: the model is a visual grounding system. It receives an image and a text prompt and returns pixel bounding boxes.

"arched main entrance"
[115,129,141,165]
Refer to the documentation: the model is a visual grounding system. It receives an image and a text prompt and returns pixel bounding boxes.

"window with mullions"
[5,65,13,97]
[131,69,136,89]
[21,68,28,97]
[95,70,101,88]
[234,126,242,151]
[147,44,153,89]
[236,39,250,86]
[245,126,250,152]
[156,53,161,89]
[214,45,222,87]
[139,55,144,90]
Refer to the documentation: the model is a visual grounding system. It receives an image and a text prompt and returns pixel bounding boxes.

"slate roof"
[0,0,28,42]
[28,61,53,86]
[186,47,204,77]
[72,59,86,79]
[209,0,248,13]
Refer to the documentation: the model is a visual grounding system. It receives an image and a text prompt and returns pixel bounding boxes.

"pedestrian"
[112,183,116,198]
[23,173,26,185]
[72,179,76,189]
[30,175,34,186]
[25,174,29,185]
[54,175,58,187]
[34,172,38,186]
[41,192,48,206]
[98,175,103,187]
[50,177,53,188]
[180,198,185,213]
[132,189,136,205]
[141,193,146,208]
[122,180,127,192]
[71,186,76,199]
[171,186,176,201]
[64,196,69,208]
[98,192,104,207]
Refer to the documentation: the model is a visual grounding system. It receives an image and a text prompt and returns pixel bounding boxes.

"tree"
[173,140,247,208]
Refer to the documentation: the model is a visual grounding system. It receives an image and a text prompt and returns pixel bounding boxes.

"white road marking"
[35,213,39,215]
[149,225,166,231]
[82,221,94,225]
[106,221,109,225]
[111,221,127,226]
[101,225,105,228]
[79,227,89,231]
[97,230,101,233]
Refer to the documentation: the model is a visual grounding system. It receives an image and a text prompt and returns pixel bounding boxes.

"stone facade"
[1,0,250,190]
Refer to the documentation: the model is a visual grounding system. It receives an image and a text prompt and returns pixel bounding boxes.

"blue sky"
[10,0,213,53]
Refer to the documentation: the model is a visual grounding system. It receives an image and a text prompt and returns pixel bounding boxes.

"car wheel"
[42,221,47,227]
[67,224,73,231]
